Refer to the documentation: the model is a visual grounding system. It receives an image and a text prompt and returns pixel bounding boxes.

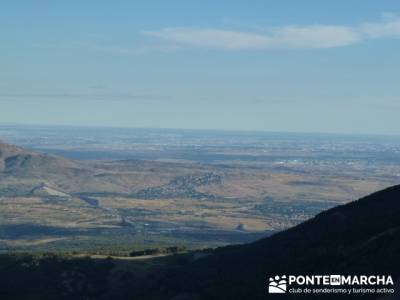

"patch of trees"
[129,246,186,257]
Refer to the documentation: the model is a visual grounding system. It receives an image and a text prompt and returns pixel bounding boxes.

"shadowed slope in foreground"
[1,185,400,300]
[159,184,400,299]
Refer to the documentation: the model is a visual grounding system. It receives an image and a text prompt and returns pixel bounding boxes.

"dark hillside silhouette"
[1,185,399,299]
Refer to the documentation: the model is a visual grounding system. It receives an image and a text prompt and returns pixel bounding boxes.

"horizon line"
[1,122,400,138]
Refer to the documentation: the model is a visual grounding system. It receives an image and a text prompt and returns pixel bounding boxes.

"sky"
[1,0,400,134]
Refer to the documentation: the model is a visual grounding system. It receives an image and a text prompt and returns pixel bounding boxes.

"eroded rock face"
[29,183,70,198]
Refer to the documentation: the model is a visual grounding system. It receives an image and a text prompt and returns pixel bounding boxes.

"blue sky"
[1,0,400,134]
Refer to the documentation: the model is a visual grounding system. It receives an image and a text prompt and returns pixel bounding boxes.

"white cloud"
[360,19,400,38]
[275,26,360,48]
[144,28,273,50]
[142,15,400,50]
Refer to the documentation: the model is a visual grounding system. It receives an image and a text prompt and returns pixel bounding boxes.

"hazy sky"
[1,1,400,134]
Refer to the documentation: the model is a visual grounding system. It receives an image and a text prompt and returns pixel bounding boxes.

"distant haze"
[1,1,400,134]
